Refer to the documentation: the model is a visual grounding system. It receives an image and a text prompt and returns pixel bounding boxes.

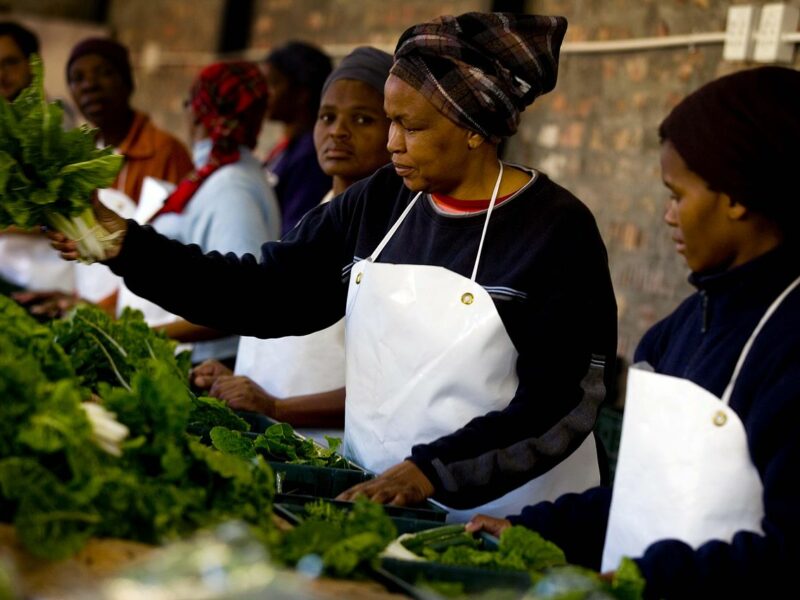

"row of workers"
[34,10,800,599]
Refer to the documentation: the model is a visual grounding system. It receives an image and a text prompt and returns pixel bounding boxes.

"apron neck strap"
[369,191,423,262]
[369,162,505,281]
[721,273,800,404]
[470,161,504,282]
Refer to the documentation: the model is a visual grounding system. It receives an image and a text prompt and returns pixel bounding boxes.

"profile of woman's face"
[0,35,31,101]
[313,79,390,187]
[263,62,293,122]
[660,141,740,274]
[383,74,474,196]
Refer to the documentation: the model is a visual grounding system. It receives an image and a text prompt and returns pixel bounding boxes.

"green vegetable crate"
[374,532,532,600]
[376,555,531,600]
[274,494,448,534]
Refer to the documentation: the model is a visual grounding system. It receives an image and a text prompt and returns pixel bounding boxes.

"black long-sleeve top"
[107,164,617,508]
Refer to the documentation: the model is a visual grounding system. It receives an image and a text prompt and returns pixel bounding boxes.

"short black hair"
[0,21,40,57]
[266,41,332,111]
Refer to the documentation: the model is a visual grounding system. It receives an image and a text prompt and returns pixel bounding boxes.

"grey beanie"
[321,46,393,99]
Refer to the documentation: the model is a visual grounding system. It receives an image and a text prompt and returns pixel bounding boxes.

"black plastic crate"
[270,461,373,498]
[375,556,531,600]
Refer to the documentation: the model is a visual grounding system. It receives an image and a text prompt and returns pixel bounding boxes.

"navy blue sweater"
[509,243,800,598]
[107,164,617,508]
[265,131,331,236]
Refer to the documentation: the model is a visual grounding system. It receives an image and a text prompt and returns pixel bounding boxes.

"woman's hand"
[190,359,233,390]
[12,290,80,319]
[465,514,512,537]
[336,460,435,506]
[46,193,128,261]
[208,375,278,416]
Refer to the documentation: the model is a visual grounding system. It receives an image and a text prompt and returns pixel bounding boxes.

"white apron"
[235,321,346,398]
[228,187,345,443]
[0,234,75,292]
[601,274,800,572]
[234,321,346,445]
[344,163,600,521]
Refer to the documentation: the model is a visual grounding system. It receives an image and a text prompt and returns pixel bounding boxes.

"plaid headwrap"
[156,61,268,218]
[659,67,800,227]
[391,12,567,143]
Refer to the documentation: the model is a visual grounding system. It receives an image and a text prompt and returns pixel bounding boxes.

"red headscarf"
[157,61,268,217]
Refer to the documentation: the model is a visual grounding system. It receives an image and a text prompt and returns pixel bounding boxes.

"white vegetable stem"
[46,207,120,264]
[82,401,129,457]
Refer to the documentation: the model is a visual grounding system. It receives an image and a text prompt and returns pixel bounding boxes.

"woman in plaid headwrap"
[47,13,616,519]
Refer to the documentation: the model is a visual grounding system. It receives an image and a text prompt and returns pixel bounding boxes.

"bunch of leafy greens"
[527,558,645,600]
[0,55,123,262]
[273,498,397,578]
[0,296,73,382]
[49,302,249,442]
[0,300,273,560]
[187,396,250,441]
[50,305,191,393]
[400,524,644,599]
[403,524,567,575]
[211,422,352,469]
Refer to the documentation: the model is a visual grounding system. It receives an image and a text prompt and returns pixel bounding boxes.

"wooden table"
[0,523,408,599]
[0,523,154,598]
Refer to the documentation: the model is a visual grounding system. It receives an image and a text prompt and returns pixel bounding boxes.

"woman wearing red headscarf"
[118,61,280,365]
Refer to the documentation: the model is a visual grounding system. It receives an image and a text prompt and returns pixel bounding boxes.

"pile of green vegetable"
[48,303,249,439]
[272,498,397,578]
[402,524,566,574]
[400,524,645,600]
[0,55,123,262]
[209,422,354,469]
[0,297,273,560]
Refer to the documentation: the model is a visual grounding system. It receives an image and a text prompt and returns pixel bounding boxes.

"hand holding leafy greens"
[0,55,123,262]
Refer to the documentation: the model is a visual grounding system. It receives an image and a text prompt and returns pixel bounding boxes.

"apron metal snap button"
[461,292,474,305]
[713,410,727,427]
[355,273,362,284]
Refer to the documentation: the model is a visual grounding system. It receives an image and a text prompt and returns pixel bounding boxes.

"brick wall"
[250,0,485,51]
[511,0,800,364]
